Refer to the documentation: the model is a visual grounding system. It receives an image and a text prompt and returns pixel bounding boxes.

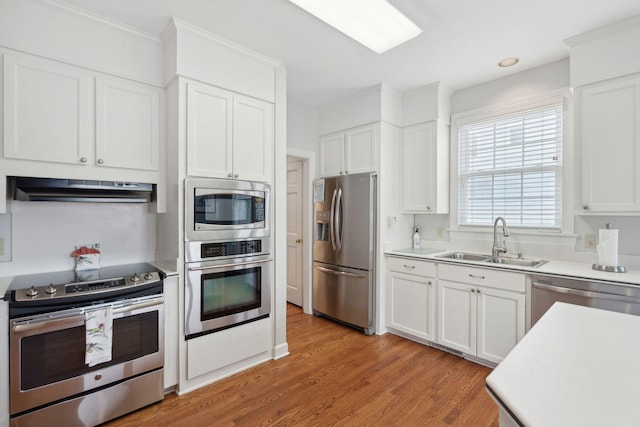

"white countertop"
[385,248,640,285]
[486,302,640,427]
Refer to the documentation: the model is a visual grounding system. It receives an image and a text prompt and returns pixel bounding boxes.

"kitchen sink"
[436,252,547,268]
[437,252,490,261]
[484,257,548,268]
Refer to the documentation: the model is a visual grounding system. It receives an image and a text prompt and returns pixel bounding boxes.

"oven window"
[19,311,159,391]
[201,267,261,320]
[195,194,264,226]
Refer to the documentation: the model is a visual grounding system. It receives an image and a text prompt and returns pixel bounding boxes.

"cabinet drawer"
[387,256,435,277]
[438,263,525,292]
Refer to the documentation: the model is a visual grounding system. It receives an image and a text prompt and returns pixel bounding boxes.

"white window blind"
[457,104,563,230]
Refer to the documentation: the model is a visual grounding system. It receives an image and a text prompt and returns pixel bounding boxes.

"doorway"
[285,149,314,314]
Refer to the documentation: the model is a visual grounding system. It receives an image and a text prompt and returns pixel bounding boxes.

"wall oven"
[185,178,270,241]
[185,238,272,339]
[7,264,164,427]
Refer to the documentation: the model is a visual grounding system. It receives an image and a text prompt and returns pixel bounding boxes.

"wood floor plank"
[106,304,498,426]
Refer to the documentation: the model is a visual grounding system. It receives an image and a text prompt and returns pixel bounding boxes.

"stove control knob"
[144,273,154,281]
[45,285,57,295]
[26,286,39,297]
[130,274,141,283]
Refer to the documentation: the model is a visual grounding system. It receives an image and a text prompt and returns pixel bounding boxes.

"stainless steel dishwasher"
[531,274,640,325]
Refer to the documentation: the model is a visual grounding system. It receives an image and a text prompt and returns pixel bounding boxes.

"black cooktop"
[4,262,163,300]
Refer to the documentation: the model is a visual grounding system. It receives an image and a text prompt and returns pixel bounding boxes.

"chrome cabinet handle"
[97,158,104,165]
[468,274,485,279]
[80,157,87,163]
[583,205,590,210]
[234,174,239,178]
[228,173,233,178]
[403,264,416,269]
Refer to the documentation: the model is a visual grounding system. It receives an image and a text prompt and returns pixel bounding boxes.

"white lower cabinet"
[163,274,179,390]
[437,264,525,364]
[386,256,436,342]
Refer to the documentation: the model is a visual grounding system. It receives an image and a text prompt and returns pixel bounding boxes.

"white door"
[286,159,304,306]
[438,280,476,355]
[186,82,233,178]
[476,286,525,364]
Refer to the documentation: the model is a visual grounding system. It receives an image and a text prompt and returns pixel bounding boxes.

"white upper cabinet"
[96,76,160,171]
[233,94,274,183]
[186,81,273,182]
[579,73,640,213]
[4,54,91,165]
[402,121,449,213]
[3,54,162,172]
[319,123,378,177]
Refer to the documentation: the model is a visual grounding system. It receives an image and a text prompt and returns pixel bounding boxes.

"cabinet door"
[387,272,435,341]
[437,279,476,355]
[233,95,274,182]
[96,77,160,171]
[345,124,377,175]
[319,133,345,177]
[186,83,233,178]
[4,54,91,165]
[476,287,525,364]
[403,122,435,212]
[163,275,179,389]
[580,75,640,212]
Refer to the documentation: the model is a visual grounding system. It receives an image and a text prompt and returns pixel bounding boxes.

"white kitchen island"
[486,302,640,427]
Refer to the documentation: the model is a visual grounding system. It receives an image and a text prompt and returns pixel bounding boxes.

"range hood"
[11,177,153,203]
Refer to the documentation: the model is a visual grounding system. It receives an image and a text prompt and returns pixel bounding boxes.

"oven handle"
[188,258,273,272]
[11,296,164,333]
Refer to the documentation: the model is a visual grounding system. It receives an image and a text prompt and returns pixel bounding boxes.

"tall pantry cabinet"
[158,19,286,394]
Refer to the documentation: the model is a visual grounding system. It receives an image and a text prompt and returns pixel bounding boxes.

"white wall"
[0,201,156,277]
[287,98,317,152]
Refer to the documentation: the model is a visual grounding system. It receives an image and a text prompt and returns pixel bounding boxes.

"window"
[457,102,563,230]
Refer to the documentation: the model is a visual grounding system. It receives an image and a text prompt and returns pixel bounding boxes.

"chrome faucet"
[492,217,510,257]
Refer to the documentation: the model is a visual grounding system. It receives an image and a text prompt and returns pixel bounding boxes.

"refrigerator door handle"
[315,265,367,278]
[335,188,343,251]
[329,188,338,251]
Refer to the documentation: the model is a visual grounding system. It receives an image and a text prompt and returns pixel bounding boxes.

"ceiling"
[54,0,640,107]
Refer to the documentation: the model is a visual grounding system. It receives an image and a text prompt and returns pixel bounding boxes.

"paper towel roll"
[597,228,618,266]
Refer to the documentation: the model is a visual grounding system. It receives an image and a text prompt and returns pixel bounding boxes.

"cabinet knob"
[345,170,348,174]
[583,205,590,210]
[295,238,302,244]
[427,206,431,211]
[470,288,476,293]
[234,174,239,179]
[427,280,432,285]
[80,157,87,163]
[228,173,233,178]
[339,171,344,175]
[97,159,104,165]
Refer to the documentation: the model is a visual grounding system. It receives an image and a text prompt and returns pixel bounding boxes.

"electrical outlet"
[436,227,444,238]
[584,234,596,249]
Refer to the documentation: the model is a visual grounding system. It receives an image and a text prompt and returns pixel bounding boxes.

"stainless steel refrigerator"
[312,172,376,335]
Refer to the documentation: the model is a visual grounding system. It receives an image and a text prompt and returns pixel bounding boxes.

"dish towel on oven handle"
[85,306,113,367]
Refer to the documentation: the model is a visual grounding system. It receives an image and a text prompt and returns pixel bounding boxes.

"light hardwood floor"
[106,304,499,426]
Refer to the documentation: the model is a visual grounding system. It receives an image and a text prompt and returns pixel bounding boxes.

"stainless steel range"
[5,263,165,427]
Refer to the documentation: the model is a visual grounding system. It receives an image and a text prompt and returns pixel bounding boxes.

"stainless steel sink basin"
[484,257,548,268]
[436,252,547,268]
[436,252,490,261]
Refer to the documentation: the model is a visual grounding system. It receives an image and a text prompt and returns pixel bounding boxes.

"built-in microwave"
[185,178,270,241]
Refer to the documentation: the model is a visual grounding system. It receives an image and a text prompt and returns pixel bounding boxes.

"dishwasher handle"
[532,281,640,304]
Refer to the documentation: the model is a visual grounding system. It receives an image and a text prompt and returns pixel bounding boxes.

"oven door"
[9,294,164,415]
[185,255,272,339]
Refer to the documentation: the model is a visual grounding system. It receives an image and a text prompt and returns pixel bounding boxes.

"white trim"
[286,147,316,315]
[450,88,574,235]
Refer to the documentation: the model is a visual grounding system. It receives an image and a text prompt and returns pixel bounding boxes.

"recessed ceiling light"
[288,0,422,54]
[498,57,519,67]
